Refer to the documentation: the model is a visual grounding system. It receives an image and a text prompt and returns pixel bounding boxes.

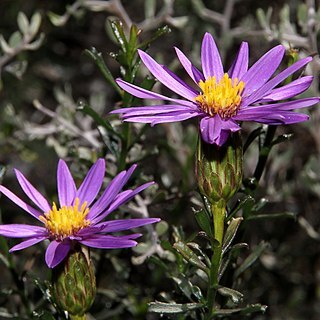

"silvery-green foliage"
[0,12,43,90]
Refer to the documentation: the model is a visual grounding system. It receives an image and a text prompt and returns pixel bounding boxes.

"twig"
[137,0,174,32]
[83,0,132,30]
[32,99,101,148]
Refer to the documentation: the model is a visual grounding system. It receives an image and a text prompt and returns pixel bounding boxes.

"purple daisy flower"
[111,32,319,146]
[0,159,160,268]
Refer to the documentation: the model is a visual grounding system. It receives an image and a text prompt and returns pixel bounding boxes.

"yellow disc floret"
[195,73,245,119]
[40,198,91,240]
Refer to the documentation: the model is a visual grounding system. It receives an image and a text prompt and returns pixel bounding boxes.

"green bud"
[52,246,96,317]
[196,132,243,203]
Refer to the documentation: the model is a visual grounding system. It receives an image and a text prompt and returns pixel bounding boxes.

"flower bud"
[52,245,96,317]
[196,132,243,203]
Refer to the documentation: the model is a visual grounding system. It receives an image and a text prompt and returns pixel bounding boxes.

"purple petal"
[93,218,160,233]
[228,42,249,79]
[45,240,71,268]
[150,111,200,125]
[138,50,197,101]
[114,79,195,107]
[88,164,137,220]
[199,116,241,146]
[259,76,313,102]
[236,98,320,116]
[0,224,48,238]
[243,57,312,106]
[201,33,224,80]
[234,107,310,124]
[79,234,138,249]
[241,45,285,97]
[57,159,76,207]
[123,110,200,125]
[14,169,50,213]
[253,112,309,125]
[119,105,198,117]
[273,97,320,110]
[0,186,42,220]
[108,182,155,213]
[162,65,199,95]
[76,158,105,206]
[93,182,155,224]
[9,236,47,252]
[174,46,204,84]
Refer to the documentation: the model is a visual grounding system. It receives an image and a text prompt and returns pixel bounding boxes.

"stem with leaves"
[206,199,226,318]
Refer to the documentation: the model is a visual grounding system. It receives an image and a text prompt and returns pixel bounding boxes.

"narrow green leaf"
[110,20,128,53]
[172,275,204,302]
[187,242,211,267]
[190,285,204,303]
[230,242,249,253]
[129,24,139,50]
[148,302,203,314]
[138,25,171,50]
[252,197,268,212]
[173,241,209,274]
[217,286,244,305]
[172,276,194,300]
[213,303,267,316]
[77,101,120,137]
[84,47,121,95]
[193,208,213,238]
[234,241,269,279]
[33,279,54,305]
[227,195,254,221]
[271,133,293,147]
[222,217,243,254]
[247,212,296,221]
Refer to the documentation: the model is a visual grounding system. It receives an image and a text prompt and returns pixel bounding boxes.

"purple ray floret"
[111,32,319,146]
[0,159,160,268]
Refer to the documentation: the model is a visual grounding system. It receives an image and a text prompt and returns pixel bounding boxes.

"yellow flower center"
[195,73,245,119]
[40,198,91,240]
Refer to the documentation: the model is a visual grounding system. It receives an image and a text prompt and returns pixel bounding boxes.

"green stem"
[118,122,131,171]
[206,199,226,318]
[118,79,133,171]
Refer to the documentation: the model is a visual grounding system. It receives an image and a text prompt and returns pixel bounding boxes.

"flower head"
[0,159,159,268]
[111,32,319,146]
